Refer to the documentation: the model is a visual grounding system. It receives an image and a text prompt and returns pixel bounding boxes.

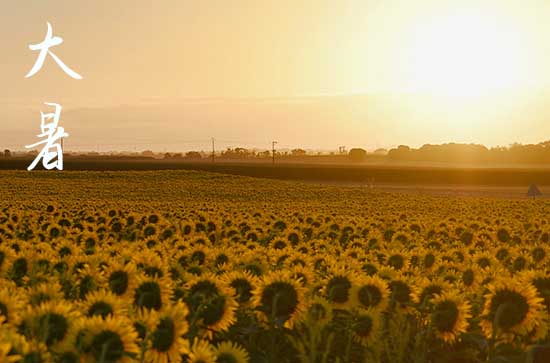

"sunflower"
[0,321,20,363]
[526,310,550,343]
[215,341,250,363]
[102,261,139,298]
[387,276,419,312]
[129,307,158,342]
[144,302,190,363]
[421,250,440,270]
[4,332,51,363]
[458,263,482,292]
[55,239,77,258]
[473,251,498,271]
[430,291,471,343]
[303,296,333,326]
[184,274,238,338]
[47,223,64,240]
[322,266,357,309]
[0,245,15,276]
[289,265,315,289]
[480,278,545,341]
[81,289,128,319]
[20,300,81,352]
[133,275,173,311]
[252,270,306,328]
[350,309,381,347]
[183,338,217,363]
[187,245,210,267]
[0,341,19,363]
[385,249,410,272]
[530,245,548,266]
[26,281,64,307]
[416,277,452,308]
[238,255,268,277]
[33,245,56,268]
[522,270,550,313]
[510,249,532,273]
[220,270,259,307]
[77,315,139,363]
[0,286,23,327]
[7,249,34,285]
[351,275,389,312]
[74,264,104,300]
[134,250,169,279]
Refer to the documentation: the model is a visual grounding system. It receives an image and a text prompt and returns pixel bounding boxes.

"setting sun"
[403,10,531,97]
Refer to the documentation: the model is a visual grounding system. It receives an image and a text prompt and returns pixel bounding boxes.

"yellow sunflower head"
[417,278,452,308]
[102,261,138,298]
[221,270,258,307]
[129,307,158,342]
[303,296,333,326]
[4,332,51,363]
[26,281,64,307]
[144,302,190,363]
[132,275,173,311]
[183,338,217,363]
[252,271,306,329]
[430,291,471,343]
[215,341,250,363]
[323,267,357,309]
[385,250,410,272]
[481,278,545,341]
[0,324,21,363]
[352,276,389,312]
[19,300,81,352]
[82,289,128,319]
[184,274,237,338]
[75,315,139,363]
[350,309,381,347]
[388,276,418,311]
[0,286,23,327]
[527,272,550,313]
[289,265,314,288]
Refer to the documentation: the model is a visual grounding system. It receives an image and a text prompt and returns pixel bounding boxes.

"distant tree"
[222,147,255,159]
[185,151,202,159]
[141,150,155,157]
[373,148,388,155]
[3,149,10,157]
[388,145,412,161]
[257,150,271,158]
[349,148,367,162]
[291,148,306,157]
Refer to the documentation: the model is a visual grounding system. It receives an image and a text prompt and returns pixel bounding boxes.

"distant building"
[527,184,542,198]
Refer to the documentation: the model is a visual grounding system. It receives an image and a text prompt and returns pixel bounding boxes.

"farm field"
[0,170,550,362]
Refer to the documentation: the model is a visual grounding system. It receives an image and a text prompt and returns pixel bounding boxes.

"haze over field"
[3,1,550,151]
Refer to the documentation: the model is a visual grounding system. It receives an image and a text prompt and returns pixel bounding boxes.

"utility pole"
[272,141,278,165]
[211,137,215,163]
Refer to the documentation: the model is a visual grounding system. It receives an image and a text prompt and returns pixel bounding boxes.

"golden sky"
[2,0,550,151]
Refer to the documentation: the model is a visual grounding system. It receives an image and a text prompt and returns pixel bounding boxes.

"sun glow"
[403,10,532,98]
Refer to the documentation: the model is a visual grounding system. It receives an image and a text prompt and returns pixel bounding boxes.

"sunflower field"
[0,170,550,363]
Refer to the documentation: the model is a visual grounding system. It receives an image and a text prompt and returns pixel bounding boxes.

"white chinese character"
[25,22,82,80]
[25,103,69,171]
